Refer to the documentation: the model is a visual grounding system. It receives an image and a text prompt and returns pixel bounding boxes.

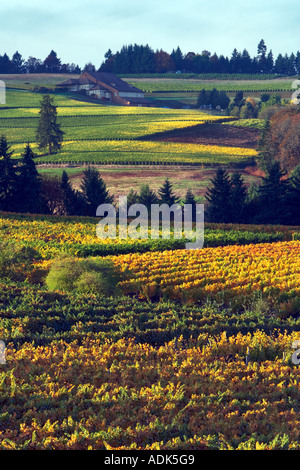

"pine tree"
[218,90,230,110]
[61,170,85,216]
[257,118,275,171]
[80,167,113,216]
[16,143,41,213]
[127,188,139,206]
[139,184,158,210]
[205,168,233,222]
[171,46,183,70]
[233,91,244,108]
[36,95,64,155]
[184,188,197,205]
[0,136,18,211]
[158,178,179,205]
[283,165,300,225]
[230,173,248,223]
[255,161,289,224]
[197,89,208,107]
[184,188,197,222]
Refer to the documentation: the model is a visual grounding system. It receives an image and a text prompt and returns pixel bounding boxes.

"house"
[57,72,151,107]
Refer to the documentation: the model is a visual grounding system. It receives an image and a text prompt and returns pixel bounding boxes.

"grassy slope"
[0,88,257,166]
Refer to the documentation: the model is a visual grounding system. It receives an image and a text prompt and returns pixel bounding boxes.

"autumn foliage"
[260,107,300,171]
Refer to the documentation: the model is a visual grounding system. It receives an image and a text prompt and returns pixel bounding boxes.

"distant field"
[122,76,294,106]
[38,166,261,203]
[0,87,258,167]
[0,73,80,90]
[124,77,294,93]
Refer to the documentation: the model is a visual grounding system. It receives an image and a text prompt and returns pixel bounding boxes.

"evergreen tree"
[255,161,289,224]
[138,184,158,211]
[184,188,197,205]
[11,51,24,73]
[208,88,220,108]
[0,136,18,211]
[36,95,64,155]
[0,53,13,74]
[230,173,248,222]
[80,167,113,217]
[218,90,230,110]
[284,165,300,225]
[16,143,41,213]
[266,50,274,73]
[205,168,233,222]
[241,49,252,73]
[197,89,208,107]
[158,178,179,205]
[127,188,139,206]
[257,118,274,170]
[43,50,61,73]
[61,170,85,216]
[171,46,184,70]
[230,48,241,73]
[183,188,197,222]
[233,91,245,108]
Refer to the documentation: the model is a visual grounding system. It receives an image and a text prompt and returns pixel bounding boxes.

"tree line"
[1,40,300,76]
[205,164,300,226]
[100,41,300,76]
[0,135,113,217]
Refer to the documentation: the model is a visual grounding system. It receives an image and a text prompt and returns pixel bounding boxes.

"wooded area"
[1,40,300,75]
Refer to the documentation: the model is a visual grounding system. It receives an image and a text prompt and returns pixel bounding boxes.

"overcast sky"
[1,0,299,68]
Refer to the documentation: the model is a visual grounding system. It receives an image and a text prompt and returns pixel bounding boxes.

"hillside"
[1,74,300,451]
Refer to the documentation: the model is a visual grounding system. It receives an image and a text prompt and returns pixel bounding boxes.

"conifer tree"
[0,135,18,211]
[16,143,41,213]
[138,184,158,210]
[282,165,300,225]
[205,168,233,222]
[61,170,85,216]
[230,173,248,223]
[158,178,179,205]
[255,161,289,224]
[36,95,64,155]
[257,118,275,171]
[80,167,113,216]
[127,188,139,206]
[184,188,197,205]
[183,188,197,222]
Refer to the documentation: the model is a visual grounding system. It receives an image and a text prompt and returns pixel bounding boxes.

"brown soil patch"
[146,123,260,149]
[67,165,262,201]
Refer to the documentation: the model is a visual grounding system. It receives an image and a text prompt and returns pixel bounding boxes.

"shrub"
[0,240,40,282]
[45,256,126,296]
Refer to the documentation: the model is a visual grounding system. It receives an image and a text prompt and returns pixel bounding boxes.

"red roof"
[86,72,144,94]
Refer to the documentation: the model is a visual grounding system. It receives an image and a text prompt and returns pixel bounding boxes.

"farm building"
[57,72,151,106]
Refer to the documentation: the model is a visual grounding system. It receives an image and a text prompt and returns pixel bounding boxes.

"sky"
[1,0,299,68]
